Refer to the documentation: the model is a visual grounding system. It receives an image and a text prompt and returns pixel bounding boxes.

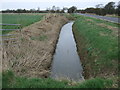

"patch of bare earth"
[2,14,68,78]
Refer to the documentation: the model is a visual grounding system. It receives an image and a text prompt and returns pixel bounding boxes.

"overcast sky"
[0,0,119,10]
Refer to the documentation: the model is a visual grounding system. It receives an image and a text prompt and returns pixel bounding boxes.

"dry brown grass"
[2,14,68,78]
[86,19,94,22]
[97,23,118,36]
[85,19,118,37]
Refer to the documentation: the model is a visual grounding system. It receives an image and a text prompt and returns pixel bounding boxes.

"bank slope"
[72,15,118,88]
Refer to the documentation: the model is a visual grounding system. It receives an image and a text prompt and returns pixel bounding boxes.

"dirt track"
[2,14,68,78]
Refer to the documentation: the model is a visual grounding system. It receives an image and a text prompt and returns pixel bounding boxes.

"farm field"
[1,13,44,34]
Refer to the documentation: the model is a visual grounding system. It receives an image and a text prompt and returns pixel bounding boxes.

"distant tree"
[95,8,106,16]
[68,6,77,13]
[37,7,40,13]
[30,9,36,13]
[104,2,115,14]
[2,8,50,13]
[60,8,65,13]
[52,6,56,11]
[63,7,68,13]
[23,9,27,13]
[85,8,95,13]
[6,9,10,13]
[95,4,106,16]
[73,2,118,16]
[16,9,23,13]
[95,4,104,8]
[51,6,56,13]
[116,1,120,16]
[46,7,51,13]
[56,7,60,13]
[60,7,68,13]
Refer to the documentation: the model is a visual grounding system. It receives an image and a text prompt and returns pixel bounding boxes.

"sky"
[0,0,119,10]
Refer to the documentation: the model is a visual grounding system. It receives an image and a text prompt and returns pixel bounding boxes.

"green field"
[1,13,44,34]
[72,14,118,87]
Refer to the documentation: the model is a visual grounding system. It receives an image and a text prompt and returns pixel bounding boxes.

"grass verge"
[72,14,118,88]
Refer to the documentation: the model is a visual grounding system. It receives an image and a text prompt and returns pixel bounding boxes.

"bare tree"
[96,4,104,8]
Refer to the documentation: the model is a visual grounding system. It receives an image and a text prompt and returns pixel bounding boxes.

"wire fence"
[0,23,22,46]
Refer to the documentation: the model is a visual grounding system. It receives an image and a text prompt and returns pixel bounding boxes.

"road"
[78,13,119,23]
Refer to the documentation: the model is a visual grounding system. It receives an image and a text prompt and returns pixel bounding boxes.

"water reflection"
[51,22,84,81]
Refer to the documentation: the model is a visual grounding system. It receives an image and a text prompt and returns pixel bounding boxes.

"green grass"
[73,14,120,27]
[87,16,120,27]
[72,14,118,87]
[2,13,44,34]
[3,70,113,88]
[30,35,47,41]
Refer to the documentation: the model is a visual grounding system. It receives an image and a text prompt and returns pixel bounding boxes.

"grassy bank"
[2,13,44,34]
[72,14,118,87]
[2,13,118,88]
[3,70,113,88]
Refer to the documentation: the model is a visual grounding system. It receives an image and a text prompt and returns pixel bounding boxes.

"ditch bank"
[2,14,69,78]
[72,15,118,84]
[72,25,90,79]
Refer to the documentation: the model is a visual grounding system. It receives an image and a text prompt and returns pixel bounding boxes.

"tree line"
[1,1,120,16]
[79,1,120,16]
[1,6,66,13]
[1,6,77,14]
[1,6,77,13]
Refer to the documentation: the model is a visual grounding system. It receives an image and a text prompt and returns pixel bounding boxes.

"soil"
[2,14,69,78]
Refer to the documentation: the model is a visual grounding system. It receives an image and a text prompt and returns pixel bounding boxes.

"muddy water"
[51,22,84,81]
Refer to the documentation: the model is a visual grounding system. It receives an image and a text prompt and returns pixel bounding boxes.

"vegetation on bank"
[3,70,113,88]
[2,13,44,34]
[2,13,118,88]
[72,14,118,87]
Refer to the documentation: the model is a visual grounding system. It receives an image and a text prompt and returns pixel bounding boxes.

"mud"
[2,14,68,78]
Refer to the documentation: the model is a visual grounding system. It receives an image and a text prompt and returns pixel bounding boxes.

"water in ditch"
[50,21,84,81]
